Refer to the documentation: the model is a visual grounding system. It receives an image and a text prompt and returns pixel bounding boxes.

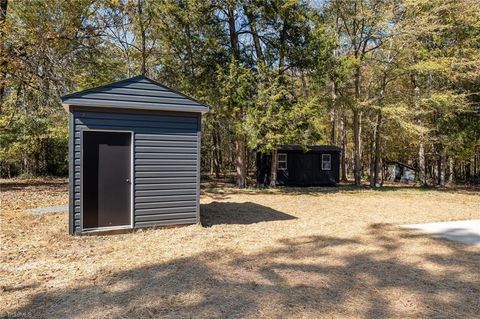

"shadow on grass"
[11,224,480,318]
[200,202,296,226]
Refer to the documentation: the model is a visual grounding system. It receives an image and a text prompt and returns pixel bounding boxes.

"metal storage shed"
[61,75,208,234]
[257,145,341,186]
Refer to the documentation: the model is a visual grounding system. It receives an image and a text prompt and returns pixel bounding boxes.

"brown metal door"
[83,131,131,229]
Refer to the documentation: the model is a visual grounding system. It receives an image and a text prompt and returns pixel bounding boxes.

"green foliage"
[215,58,256,135]
[0,0,478,182]
[401,0,480,162]
[246,69,321,152]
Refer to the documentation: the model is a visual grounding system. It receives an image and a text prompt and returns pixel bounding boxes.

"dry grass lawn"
[1,178,479,318]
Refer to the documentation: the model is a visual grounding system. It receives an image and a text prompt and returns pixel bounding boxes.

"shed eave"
[277,144,342,152]
[60,101,209,113]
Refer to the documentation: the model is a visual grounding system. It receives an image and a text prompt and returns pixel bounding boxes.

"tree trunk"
[372,69,387,188]
[412,74,426,186]
[353,109,362,185]
[353,66,362,186]
[211,122,222,178]
[23,156,28,176]
[0,0,8,113]
[418,143,426,185]
[330,80,337,144]
[245,144,250,177]
[474,150,478,179]
[226,4,247,187]
[211,128,221,178]
[369,131,374,187]
[243,4,264,64]
[209,150,214,176]
[227,5,239,59]
[460,160,464,181]
[456,159,461,181]
[330,110,336,145]
[448,157,454,184]
[235,136,247,188]
[465,159,471,181]
[270,149,277,187]
[439,145,446,188]
[340,115,347,182]
[278,19,288,70]
[371,111,382,187]
[381,161,385,186]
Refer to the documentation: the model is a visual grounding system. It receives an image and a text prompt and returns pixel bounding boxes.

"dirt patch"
[1,178,479,318]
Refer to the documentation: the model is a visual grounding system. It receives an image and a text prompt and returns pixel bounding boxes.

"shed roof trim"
[61,75,209,113]
[277,144,342,152]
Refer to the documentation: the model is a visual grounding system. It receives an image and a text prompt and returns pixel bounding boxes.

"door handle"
[126,178,131,183]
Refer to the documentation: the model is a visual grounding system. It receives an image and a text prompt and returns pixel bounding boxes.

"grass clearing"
[1,178,479,318]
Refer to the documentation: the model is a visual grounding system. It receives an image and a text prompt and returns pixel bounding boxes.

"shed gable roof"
[61,75,209,113]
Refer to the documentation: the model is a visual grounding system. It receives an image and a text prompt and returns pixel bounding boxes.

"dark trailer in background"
[257,145,341,186]
[61,76,208,235]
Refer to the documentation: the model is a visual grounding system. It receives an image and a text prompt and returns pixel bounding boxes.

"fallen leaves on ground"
[1,178,479,318]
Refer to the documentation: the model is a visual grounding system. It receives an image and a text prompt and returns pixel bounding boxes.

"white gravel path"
[402,219,480,246]
[26,205,68,214]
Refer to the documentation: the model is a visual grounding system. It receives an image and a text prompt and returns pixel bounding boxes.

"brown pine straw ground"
[1,178,479,319]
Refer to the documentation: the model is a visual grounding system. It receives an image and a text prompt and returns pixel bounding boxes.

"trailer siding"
[256,145,341,186]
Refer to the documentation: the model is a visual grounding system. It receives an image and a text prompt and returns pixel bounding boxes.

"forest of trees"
[0,0,479,187]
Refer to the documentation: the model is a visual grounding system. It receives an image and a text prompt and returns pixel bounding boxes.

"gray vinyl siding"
[70,107,200,233]
[68,111,75,234]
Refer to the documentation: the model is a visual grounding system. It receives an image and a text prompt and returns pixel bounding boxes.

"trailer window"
[277,153,287,170]
[322,154,331,170]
